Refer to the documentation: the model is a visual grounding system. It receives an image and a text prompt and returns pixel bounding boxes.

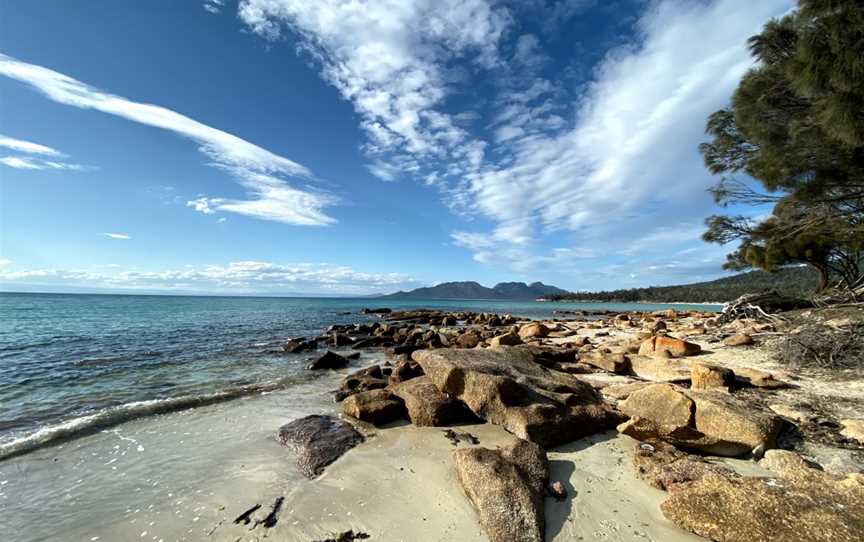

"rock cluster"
[617,383,782,456]
[272,307,862,542]
[413,347,623,447]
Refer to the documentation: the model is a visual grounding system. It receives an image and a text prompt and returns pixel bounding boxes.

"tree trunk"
[814,265,830,293]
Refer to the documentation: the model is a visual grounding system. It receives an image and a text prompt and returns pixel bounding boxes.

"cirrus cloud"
[0,133,87,171]
[0,53,337,226]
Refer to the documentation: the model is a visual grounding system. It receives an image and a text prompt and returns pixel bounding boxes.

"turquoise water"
[0,292,719,457]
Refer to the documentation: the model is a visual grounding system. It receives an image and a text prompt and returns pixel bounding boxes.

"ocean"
[0,292,719,541]
[0,292,719,459]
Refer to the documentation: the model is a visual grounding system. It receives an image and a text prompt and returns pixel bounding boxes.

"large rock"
[456,332,481,349]
[619,384,693,428]
[309,350,349,370]
[579,352,630,374]
[413,348,622,447]
[690,362,734,391]
[489,332,523,347]
[660,470,864,541]
[628,355,691,382]
[341,389,405,425]
[388,358,424,385]
[454,439,548,542]
[518,322,550,340]
[390,376,476,426]
[689,392,783,455]
[277,415,364,478]
[638,335,701,357]
[617,384,782,456]
[282,337,316,353]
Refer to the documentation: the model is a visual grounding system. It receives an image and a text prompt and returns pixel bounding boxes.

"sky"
[0,0,791,296]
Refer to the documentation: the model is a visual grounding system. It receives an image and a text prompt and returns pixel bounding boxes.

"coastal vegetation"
[542,267,818,303]
[698,0,864,299]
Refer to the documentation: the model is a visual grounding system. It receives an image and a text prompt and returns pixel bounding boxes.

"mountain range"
[382,281,569,300]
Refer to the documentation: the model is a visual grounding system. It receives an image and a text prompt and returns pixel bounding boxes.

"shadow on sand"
[544,430,618,541]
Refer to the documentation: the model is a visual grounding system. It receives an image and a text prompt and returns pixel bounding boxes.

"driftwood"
[814,285,864,307]
[719,292,811,324]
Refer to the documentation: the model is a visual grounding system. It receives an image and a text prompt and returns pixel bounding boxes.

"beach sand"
[208,424,770,542]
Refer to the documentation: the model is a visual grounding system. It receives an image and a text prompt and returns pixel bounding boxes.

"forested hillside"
[543,267,819,303]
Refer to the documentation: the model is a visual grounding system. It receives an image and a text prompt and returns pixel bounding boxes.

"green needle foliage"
[700,0,864,295]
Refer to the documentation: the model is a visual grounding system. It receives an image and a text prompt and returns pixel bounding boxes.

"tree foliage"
[699,0,864,295]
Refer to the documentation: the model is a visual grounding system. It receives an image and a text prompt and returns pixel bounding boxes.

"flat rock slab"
[454,439,548,542]
[633,440,737,491]
[629,355,692,382]
[413,347,623,447]
[661,470,864,542]
[277,415,364,478]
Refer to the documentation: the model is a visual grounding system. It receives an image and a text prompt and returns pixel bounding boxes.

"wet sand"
[4,379,719,542]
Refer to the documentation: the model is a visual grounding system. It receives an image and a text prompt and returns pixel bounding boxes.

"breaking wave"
[0,380,291,461]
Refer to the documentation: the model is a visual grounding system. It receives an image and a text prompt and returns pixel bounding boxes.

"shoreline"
[3,304,863,542]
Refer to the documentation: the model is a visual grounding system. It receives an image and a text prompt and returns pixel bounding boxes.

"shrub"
[775,323,864,370]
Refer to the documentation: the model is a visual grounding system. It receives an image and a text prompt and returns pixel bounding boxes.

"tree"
[699,0,864,295]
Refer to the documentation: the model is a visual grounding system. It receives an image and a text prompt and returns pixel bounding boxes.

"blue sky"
[0,0,790,295]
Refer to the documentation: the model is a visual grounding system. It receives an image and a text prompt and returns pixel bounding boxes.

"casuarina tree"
[699,0,864,295]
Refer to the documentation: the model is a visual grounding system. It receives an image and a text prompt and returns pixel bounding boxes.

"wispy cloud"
[0,133,87,171]
[103,232,131,240]
[238,0,791,279]
[203,1,224,14]
[0,53,337,226]
[239,0,507,164]
[0,134,62,156]
[0,260,421,295]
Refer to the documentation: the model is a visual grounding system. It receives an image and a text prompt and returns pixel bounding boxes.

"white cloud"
[366,161,401,182]
[103,232,131,240]
[203,1,224,14]
[0,133,87,170]
[238,0,508,173]
[0,53,337,226]
[186,197,216,214]
[0,261,421,295]
[0,259,12,267]
[1,156,44,170]
[237,0,791,278]
[0,134,62,156]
